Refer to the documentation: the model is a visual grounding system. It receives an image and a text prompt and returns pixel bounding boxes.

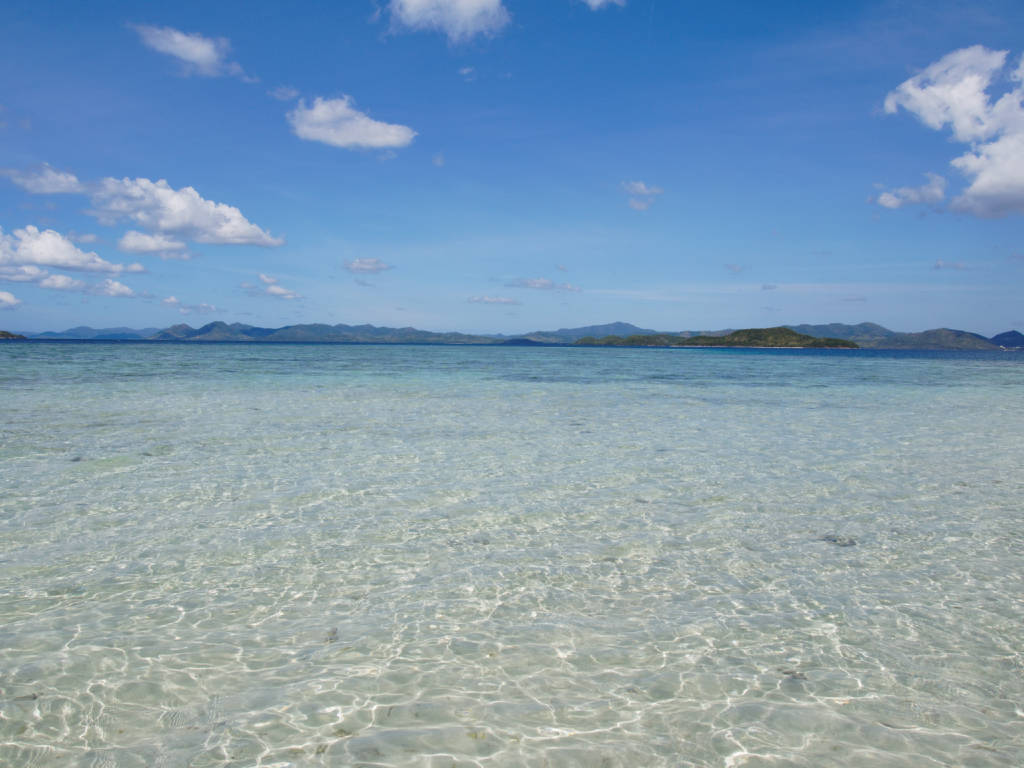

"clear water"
[1,343,1022,767]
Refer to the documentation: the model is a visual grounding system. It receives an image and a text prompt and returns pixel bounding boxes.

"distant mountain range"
[29,326,162,340]
[7,320,1023,350]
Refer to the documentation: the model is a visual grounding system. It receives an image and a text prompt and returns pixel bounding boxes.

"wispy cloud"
[623,180,663,210]
[287,96,416,150]
[132,24,250,79]
[163,296,217,314]
[2,165,84,194]
[876,172,946,209]
[469,295,520,304]
[581,0,625,8]
[344,257,393,274]
[505,277,581,291]
[268,85,299,101]
[242,273,300,300]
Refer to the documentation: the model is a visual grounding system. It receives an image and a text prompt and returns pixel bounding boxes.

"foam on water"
[1,343,1022,766]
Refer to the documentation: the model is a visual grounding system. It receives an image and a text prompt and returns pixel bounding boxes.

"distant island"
[8,320,1024,351]
[575,327,859,348]
[0,330,26,340]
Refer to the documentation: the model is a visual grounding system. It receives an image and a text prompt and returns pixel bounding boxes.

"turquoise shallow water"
[1,342,1022,767]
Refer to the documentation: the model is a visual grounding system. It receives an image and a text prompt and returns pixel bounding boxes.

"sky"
[1,0,1023,336]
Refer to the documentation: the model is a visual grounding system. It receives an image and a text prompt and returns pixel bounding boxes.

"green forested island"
[0,330,26,339]
[575,327,859,348]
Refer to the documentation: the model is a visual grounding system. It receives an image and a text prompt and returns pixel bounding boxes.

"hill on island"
[30,326,162,340]
[0,330,26,339]
[19,320,1023,350]
[786,323,1000,350]
[150,321,497,344]
[991,330,1024,348]
[575,327,858,348]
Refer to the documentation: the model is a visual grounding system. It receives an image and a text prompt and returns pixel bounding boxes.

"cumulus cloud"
[623,180,663,210]
[882,45,1024,217]
[344,257,393,274]
[90,177,283,246]
[0,226,143,273]
[95,279,134,297]
[39,273,87,291]
[389,0,510,43]
[505,277,581,291]
[0,265,48,282]
[876,172,947,209]
[0,290,20,309]
[118,230,188,255]
[3,165,85,194]
[469,295,520,304]
[132,24,247,79]
[8,166,282,247]
[288,97,416,150]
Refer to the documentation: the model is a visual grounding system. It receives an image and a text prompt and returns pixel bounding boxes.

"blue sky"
[1,0,1023,335]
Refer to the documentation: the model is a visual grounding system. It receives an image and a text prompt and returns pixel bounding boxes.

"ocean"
[1,342,1021,767]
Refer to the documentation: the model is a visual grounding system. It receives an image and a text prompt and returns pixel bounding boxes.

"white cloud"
[623,181,662,196]
[269,85,299,101]
[0,290,20,309]
[0,265,48,282]
[3,167,281,247]
[433,152,446,167]
[90,178,283,246]
[581,0,625,9]
[933,259,967,270]
[288,97,416,150]
[3,165,85,194]
[132,24,246,78]
[118,230,188,254]
[469,295,520,304]
[389,0,510,42]
[623,180,663,210]
[164,295,216,314]
[95,279,134,297]
[344,257,394,274]
[876,172,946,209]
[506,277,581,291]
[0,225,143,273]
[883,46,1024,217]
[39,274,86,291]
[266,283,299,299]
[244,274,300,299]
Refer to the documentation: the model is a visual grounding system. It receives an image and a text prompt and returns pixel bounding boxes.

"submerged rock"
[821,534,856,547]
